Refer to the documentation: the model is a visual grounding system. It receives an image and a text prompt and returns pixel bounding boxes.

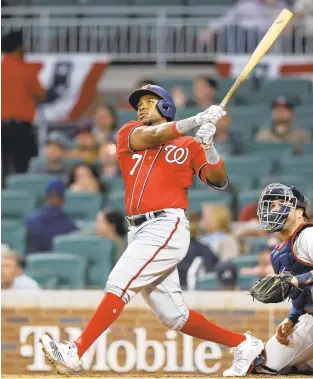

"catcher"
[249,183,313,375]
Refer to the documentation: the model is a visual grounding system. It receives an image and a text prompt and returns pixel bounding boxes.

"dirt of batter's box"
[2,375,313,379]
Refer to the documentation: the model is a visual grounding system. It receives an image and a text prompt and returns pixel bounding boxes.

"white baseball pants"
[106,208,190,330]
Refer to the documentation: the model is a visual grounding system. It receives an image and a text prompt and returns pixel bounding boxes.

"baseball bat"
[220,8,293,108]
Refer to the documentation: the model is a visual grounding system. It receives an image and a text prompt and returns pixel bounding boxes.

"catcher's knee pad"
[155,306,189,330]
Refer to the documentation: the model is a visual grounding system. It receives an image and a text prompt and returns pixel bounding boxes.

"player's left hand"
[195,105,226,126]
[195,122,216,149]
[275,318,293,346]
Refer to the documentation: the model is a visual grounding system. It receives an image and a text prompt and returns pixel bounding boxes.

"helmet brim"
[129,89,163,111]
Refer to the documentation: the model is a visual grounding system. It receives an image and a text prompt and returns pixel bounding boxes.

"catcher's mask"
[257,183,308,233]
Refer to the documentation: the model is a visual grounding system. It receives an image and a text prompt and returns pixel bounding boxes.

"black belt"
[126,210,166,227]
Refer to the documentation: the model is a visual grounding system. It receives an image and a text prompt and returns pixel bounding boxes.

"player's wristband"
[296,271,313,285]
[204,144,223,167]
[175,116,198,135]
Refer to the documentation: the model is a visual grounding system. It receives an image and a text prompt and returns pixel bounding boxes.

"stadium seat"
[64,192,103,222]
[196,272,219,290]
[156,78,193,95]
[24,270,58,289]
[187,0,234,5]
[259,175,313,194]
[255,78,312,106]
[188,189,232,213]
[29,156,83,173]
[1,221,27,256]
[247,142,293,155]
[116,109,137,129]
[237,190,261,213]
[31,0,78,4]
[246,238,269,255]
[107,190,126,214]
[78,0,129,4]
[1,190,36,223]
[232,255,258,269]
[224,156,273,178]
[280,156,313,175]
[296,105,313,119]
[26,253,87,289]
[134,0,183,5]
[216,79,253,104]
[6,174,55,206]
[176,108,200,121]
[228,175,254,192]
[53,235,114,287]
[238,274,260,290]
[103,176,124,192]
[302,143,313,155]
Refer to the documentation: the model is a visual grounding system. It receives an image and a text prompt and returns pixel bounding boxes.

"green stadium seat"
[237,190,261,212]
[187,0,234,5]
[216,79,253,104]
[102,176,124,192]
[224,156,273,178]
[295,117,313,135]
[134,0,182,4]
[188,189,232,213]
[116,109,137,130]
[53,235,114,287]
[247,142,293,155]
[259,175,313,194]
[78,0,129,4]
[228,175,255,192]
[31,0,77,4]
[26,253,87,289]
[1,190,36,223]
[157,78,193,95]
[64,192,103,223]
[302,143,313,155]
[246,238,269,255]
[176,108,200,121]
[280,156,313,175]
[238,274,260,290]
[256,79,312,106]
[196,272,219,290]
[6,174,55,206]
[24,270,58,289]
[1,221,27,255]
[107,190,126,214]
[296,105,313,119]
[232,255,258,269]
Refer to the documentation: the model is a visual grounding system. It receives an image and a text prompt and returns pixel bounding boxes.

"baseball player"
[251,183,313,375]
[40,84,263,376]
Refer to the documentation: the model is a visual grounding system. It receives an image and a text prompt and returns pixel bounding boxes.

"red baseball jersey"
[117,121,212,216]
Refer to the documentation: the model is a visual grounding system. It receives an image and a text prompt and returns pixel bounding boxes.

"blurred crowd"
[1,21,313,291]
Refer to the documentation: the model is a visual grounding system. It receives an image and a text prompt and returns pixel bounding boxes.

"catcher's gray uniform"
[257,228,313,374]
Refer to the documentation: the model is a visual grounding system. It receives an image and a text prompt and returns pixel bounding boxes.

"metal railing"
[2,6,312,65]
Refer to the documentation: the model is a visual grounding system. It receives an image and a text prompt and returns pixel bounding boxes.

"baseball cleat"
[223,332,264,377]
[39,334,82,375]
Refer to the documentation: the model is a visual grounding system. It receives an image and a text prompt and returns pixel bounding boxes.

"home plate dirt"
[2,374,312,378]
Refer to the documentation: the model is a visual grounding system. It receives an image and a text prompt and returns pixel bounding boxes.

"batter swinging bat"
[220,8,293,108]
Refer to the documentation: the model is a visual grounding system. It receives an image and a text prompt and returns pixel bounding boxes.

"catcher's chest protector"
[271,223,313,313]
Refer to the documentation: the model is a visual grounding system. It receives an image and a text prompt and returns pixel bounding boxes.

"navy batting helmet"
[257,183,308,233]
[128,84,176,121]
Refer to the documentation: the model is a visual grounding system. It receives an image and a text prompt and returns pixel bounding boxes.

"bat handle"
[220,101,226,109]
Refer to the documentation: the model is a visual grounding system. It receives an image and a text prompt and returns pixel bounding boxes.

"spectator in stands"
[216,261,239,290]
[2,29,46,185]
[1,245,40,290]
[25,179,77,253]
[200,0,287,53]
[95,210,128,264]
[29,132,71,181]
[239,203,258,222]
[188,77,217,110]
[200,204,240,261]
[240,239,278,277]
[214,109,245,156]
[71,130,98,164]
[98,142,121,179]
[294,0,313,51]
[93,104,118,144]
[255,97,310,152]
[178,211,218,289]
[68,163,106,194]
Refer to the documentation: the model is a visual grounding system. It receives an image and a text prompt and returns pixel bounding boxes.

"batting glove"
[195,105,226,126]
[195,122,216,149]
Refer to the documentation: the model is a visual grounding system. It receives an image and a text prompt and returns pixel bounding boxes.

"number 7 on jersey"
[130,154,142,175]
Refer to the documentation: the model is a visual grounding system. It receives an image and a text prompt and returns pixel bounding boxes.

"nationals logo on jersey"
[164,145,189,165]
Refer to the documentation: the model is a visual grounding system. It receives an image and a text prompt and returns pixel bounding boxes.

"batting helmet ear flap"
[157,99,176,121]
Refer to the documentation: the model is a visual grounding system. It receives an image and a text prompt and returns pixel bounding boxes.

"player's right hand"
[275,318,293,346]
[195,105,226,126]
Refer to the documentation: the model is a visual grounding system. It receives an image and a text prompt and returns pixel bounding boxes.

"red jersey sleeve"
[189,140,208,183]
[117,121,140,155]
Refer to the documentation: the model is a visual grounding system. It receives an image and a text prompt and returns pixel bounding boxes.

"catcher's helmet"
[257,183,308,233]
[129,84,176,121]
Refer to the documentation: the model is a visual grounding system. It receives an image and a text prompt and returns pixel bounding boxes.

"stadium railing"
[2,6,310,65]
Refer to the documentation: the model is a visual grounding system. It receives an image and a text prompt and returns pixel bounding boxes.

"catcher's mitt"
[249,272,299,304]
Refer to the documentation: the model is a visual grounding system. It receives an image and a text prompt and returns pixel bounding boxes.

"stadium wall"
[2,291,290,375]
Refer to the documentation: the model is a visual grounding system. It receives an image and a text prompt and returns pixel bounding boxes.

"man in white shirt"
[1,245,40,290]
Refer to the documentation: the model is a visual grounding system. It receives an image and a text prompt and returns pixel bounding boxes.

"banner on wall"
[216,55,313,79]
[26,54,110,123]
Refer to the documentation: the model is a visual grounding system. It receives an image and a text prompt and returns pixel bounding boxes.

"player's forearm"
[203,144,228,188]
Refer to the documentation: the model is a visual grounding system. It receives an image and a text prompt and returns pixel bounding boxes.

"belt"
[126,210,166,227]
